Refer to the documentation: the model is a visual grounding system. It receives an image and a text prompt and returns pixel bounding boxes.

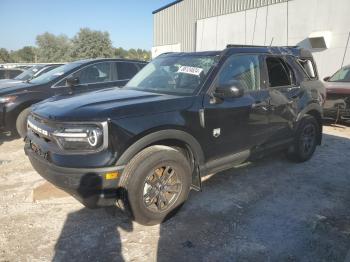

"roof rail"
[226,44,300,49]
[226,44,268,48]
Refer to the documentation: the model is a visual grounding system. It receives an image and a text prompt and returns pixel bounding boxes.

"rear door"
[264,55,301,142]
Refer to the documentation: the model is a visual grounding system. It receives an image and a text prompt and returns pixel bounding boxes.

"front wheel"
[118,145,191,225]
[287,115,319,162]
[16,107,31,138]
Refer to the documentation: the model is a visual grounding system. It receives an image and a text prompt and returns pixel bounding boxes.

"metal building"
[152,0,350,78]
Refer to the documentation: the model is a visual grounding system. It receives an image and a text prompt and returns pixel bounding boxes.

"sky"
[0,0,173,51]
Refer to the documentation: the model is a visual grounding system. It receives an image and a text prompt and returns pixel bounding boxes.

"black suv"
[25,46,325,225]
[0,58,147,137]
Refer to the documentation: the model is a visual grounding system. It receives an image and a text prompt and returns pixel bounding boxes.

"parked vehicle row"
[0,64,64,85]
[0,58,147,137]
[23,45,326,225]
[323,65,350,123]
[0,68,24,80]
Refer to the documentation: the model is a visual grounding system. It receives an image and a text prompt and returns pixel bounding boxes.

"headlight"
[0,96,17,104]
[52,122,108,151]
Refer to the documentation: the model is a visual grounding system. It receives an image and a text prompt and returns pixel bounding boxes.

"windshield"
[126,55,219,95]
[329,67,350,82]
[29,63,81,85]
[14,65,45,81]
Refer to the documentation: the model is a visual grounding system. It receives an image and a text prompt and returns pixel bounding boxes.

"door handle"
[252,101,268,111]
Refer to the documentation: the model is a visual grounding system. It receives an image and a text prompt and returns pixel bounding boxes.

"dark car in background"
[0,58,147,137]
[0,68,24,79]
[25,46,325,225]
[323,65,350,123]
[0,64,64,85]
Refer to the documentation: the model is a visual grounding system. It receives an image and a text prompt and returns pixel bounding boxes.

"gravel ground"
[0,124,350,262]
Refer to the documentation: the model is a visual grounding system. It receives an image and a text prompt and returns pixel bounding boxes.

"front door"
[202,54,270,162]
[74,62,118,92]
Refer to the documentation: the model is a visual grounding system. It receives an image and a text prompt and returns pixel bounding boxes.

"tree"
[2,28,151,64]
[36,32,72,62]
[71,28,114,59]
[0,48,11,63]
[114,47,128,58]
[11,46,37,62]
[126,48,151,61]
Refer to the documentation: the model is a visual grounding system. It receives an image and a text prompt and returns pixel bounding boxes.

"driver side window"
[55,62,112,87]
[218,54,261,91]
[75,62,112,84]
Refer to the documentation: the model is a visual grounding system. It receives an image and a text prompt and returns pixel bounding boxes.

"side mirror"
[323,76,330,82]
[66,76,80,87]
[214,81,244,99]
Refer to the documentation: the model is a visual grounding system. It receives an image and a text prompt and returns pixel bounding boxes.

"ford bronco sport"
[25,46,326,225]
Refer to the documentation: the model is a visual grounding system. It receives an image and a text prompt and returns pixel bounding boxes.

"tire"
[118,145,191,225]
[15,107,31,138]
[287,115,319,162]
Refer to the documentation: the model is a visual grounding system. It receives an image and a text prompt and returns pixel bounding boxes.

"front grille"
[27,114,56,144]
[326,94,350,109]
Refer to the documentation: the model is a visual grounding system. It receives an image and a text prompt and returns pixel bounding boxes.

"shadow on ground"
[0,130,19,146]
[54,133,350,262]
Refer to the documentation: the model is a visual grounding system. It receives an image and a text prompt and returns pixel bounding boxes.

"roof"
[72,58,148,65]
[152,0,183,14]
[160,51,221,57]
[159,45,313,59]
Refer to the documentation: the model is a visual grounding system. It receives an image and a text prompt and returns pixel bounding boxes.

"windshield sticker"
[178,66,203,76]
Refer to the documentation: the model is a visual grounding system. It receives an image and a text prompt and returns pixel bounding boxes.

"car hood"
[32,87,194,121]
[0,79,23,85]
[0,81,35,95]
[324,81,350,95]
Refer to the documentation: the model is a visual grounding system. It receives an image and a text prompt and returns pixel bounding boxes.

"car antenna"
[270,37,274,46]
[341,31,350,68]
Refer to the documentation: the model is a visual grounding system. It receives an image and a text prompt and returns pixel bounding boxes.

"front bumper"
[323,108,350,121]
[25,142,124,208]
[323,97,350,121]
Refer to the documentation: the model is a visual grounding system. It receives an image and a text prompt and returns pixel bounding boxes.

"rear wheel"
[118,145,191,225]
[15,107,31,138]
[287,115,319,162]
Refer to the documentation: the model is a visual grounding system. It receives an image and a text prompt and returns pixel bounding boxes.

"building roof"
[152,0,183,14]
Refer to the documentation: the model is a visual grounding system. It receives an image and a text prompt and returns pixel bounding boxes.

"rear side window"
[266,57,294,87]
[298,59,317,79]
[117,62,139,80]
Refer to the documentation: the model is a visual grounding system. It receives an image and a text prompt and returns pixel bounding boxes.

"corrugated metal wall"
[153,0,290,51]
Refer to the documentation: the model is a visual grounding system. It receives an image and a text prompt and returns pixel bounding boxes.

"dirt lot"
[1,125,350,262]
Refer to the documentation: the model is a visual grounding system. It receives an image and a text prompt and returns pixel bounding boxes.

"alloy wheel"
[142,166,182,213]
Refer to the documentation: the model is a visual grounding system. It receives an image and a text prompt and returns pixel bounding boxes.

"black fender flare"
[295,103,323,144]
[296,103,323,122]
[116,129,205,167]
